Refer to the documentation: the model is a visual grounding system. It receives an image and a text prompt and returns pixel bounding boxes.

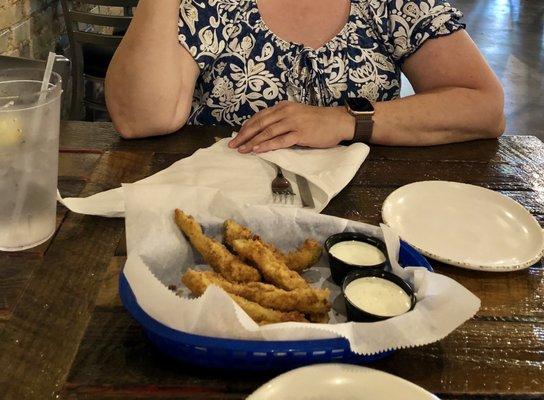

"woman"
[105,0,505,151]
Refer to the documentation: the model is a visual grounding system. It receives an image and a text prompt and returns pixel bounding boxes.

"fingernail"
[228,141,236,148]
[239,145,246,151]
[252,145,260,152]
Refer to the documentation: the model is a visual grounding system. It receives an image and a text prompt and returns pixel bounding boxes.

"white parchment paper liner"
[123,184,480,355]
[59,138,369,217]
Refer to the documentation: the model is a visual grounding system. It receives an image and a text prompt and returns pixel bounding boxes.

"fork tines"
[271,165,295,204]
[272,190,295,204]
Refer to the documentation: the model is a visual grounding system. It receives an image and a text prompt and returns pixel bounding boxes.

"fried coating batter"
[174,210,260,283]
[232,239,308,290]
[230,294,308,325]
[223,219,254,245]
[307,312,330,323]
[223,220,322,272]
[285,239,323,272]
[182,270,307,325]
[183,269,331,314]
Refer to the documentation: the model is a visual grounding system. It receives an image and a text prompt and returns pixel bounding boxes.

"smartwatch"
[345,97,375,143]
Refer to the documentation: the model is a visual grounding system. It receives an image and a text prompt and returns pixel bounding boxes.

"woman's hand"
[228,101,355,153]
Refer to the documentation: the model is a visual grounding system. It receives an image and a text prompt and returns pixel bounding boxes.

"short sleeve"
[178,0,228,70]
[370,0,466,64]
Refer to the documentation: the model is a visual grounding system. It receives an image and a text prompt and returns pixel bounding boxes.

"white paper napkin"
[59,138,369,217]
[123,183,481,355]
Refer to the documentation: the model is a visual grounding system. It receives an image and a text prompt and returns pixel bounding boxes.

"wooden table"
[0,121,543,399]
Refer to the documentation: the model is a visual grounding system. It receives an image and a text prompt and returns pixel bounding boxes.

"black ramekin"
[342,269,416,322]
[324,232,389,285]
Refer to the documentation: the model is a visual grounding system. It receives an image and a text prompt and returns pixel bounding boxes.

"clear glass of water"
[0,69,62,251]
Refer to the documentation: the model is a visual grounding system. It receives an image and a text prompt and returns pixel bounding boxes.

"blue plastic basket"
[119,240,432,371]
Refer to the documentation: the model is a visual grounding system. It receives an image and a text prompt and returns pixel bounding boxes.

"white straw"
[39,52,57,103]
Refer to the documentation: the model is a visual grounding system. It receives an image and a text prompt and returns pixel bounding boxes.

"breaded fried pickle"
[223,220,322,272]
[223,219,254,244]
[174,210,260,283]
[232,239,308,290]
[182,270,307,325]
[285,239,323,272]
[183,269,331,314]
[307,312,330,323]
[230,294,308,325]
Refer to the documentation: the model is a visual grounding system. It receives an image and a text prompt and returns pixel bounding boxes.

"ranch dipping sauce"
[329,240,386,266]
[344,277,412,317]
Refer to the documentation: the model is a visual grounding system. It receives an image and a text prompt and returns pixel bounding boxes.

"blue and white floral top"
[178,0,465,125]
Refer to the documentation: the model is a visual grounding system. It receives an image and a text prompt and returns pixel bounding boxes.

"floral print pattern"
[178,0,465,125]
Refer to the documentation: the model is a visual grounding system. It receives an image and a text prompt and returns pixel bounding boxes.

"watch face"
[346,97,374,113]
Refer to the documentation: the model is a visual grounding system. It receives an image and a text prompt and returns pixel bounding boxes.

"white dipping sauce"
[329,240,386,266]
[345,277,411,317]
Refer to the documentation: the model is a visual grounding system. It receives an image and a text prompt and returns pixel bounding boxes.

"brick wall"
[0,0,64,60]
[0,1,125,60]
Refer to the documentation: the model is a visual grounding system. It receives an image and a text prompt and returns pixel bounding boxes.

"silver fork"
[271,165,295,203]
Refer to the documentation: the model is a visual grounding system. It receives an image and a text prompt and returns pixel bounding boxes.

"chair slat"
[70,0,138,7]
[84,98,108,112]
[70,11,132,29]
[73,31,123,47]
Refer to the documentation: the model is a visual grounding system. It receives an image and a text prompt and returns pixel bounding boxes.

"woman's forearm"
[226,83,505,153]
[105,0,198,138]
[369,86,505,146]
[368,31,506,146]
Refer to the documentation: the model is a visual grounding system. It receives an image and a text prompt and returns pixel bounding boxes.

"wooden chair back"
[59,0,138,119]
[60,0,138,49]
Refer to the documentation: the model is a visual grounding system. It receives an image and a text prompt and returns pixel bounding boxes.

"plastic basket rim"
[119,240,432,353]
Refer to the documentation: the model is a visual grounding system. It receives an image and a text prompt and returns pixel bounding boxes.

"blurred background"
[0,0,541,139]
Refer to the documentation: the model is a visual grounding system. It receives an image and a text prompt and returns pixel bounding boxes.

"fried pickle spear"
[286,240,323,272]
[307,312,330,324]
[223,219,322,272]
[232,238,308,290]
[183,269,331,314]
[174,209,260,283]
[223,219,253,245]
[231,294,308,325]
[181,270,307,325]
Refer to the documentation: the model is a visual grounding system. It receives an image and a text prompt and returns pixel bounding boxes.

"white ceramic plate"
[382,181,544,272]
[248,364,438,400]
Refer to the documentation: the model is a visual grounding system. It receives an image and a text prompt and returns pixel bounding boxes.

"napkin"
[123,183,481,355]
[59,138,369,217]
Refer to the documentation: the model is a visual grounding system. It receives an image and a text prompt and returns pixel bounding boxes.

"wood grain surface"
[0,122,542,399]
[64,310,544,398]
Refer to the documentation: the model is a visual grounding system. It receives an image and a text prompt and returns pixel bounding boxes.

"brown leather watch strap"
[353,116,373,143]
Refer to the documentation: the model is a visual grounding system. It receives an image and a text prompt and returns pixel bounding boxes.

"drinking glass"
[0,68,62,251]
